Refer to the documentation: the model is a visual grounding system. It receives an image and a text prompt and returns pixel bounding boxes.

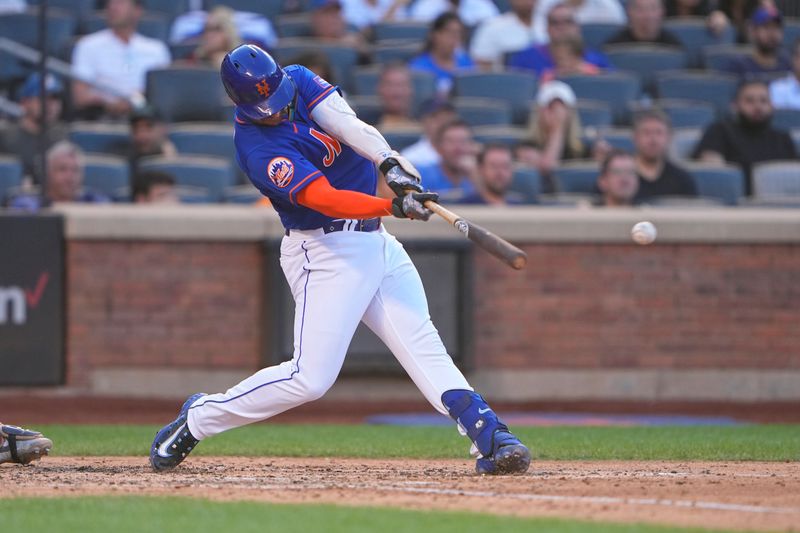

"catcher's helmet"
[220,44,296,121]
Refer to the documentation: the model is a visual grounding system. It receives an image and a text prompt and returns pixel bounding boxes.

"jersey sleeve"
[285,64,339,113]
[244,147,325,206]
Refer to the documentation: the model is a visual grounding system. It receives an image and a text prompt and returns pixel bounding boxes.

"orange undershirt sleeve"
[296,175,393,219]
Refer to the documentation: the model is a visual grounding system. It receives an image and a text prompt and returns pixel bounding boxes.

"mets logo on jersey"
[267,157,294,187]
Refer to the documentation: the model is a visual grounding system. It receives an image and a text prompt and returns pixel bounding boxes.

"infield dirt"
[2,457,798,532]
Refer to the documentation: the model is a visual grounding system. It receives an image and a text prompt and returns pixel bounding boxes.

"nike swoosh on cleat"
[157,424,185,457]
[477,407,491,414]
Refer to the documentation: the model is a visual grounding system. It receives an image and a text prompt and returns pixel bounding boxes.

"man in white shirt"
[340,0,410,29]
[770,38,800,110]
[71,0,171,119]
[470,0,537,70]
[533,0,626,44]
[408,0,499,28]
[401,100,457,168]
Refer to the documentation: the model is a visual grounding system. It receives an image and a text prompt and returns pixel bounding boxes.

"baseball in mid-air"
[631,221,657,245]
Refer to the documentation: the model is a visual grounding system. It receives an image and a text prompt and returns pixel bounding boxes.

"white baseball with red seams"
[186,224,473,439]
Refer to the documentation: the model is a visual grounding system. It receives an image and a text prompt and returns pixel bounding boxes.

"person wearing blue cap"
[726,5,791,81]
[0,73,67,184]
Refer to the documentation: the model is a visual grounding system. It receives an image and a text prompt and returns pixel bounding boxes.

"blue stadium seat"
[553,161,600,194]
[175,185,215,204]
[170,43,196,61]
[792,129,800,154]
[374,41,423,64]
[656,99,716,130]
[702,44,751,72]
[683,163,744,205]
[559,72,641,125]
[655,71,737,116]
[604,44,688,94]
[276,13,312,38]
[0,156,22,206]
[379,128,422,151]
[598,128,634,152]
[772,109,800,131]
[669,127,702,161]
[224,184,262,204]
[274,39,358,92]
[372,21,429,42]
[142,0,191,20]
[146,67,229,122]
[663,17,735,67]
[752,160,800,198]
[138,155,234,202]
[206,0,285,19]
[472,126,527,147]
[510,167,541,203]
[783,18,800,48]
[81,11,169,41]
[83,154,130,199]
[453,97,512,127]
[581,23,624,50]
[347,96,383,125]
[454,71,537,124]
[167,122,244,182]
[0,9,76,55]
[69,123,131,155]
[29,0,94,18]
[577,99,613,131]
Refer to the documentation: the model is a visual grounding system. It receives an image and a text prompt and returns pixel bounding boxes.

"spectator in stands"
[376,63,417,129]
[190,6,242,69]
[416,119,479,199]
[8,142,110,211]
[71,0,171,120]
[770,37,800,109]
[533,0,627,44]
[540,35,602,82]
[632,109,697,201]
[508,2,611,76]
[470,0,537,70]
[524,81,587,186]
[606,0,682,46]
[127,105,177,173]
[0,0,25,14]
[693,79,797,194]
[409,12,475,97]
[718,0,762,43]
[0,73,67,185]
[340,0,410,30]
[291,52,337,85]
[664,0,730,35]
[310,0,367,52]
[401,99,457,167]
[169,8,276,50]
[408,0,500,28]
[727,5,790,81]
[596,149,640,206]
[132,170,179,204]
[456,144,527,205]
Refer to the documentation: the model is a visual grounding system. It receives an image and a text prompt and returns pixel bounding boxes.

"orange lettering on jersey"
[309,128,342,167]
[256,79,271,98]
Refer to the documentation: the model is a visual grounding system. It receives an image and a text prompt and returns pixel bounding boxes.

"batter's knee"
[296,375,335,403]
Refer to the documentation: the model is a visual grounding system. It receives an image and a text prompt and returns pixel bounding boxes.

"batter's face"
[254,109,288,126]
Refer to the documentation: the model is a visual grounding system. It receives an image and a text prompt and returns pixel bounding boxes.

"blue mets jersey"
[233,65,378,230]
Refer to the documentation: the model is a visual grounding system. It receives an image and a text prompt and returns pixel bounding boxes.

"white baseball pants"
[187,223,472,439]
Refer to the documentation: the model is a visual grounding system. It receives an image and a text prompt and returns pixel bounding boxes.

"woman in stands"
[409,12,475,97]
[192,6,242,69]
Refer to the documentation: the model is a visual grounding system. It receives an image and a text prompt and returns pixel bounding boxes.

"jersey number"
[309,128,342,167]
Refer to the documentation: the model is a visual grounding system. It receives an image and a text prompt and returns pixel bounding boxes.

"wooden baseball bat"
[424,200,527,270]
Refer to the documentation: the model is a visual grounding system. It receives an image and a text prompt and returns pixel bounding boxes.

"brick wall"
[473,244,800,370]
[67,241,264,386]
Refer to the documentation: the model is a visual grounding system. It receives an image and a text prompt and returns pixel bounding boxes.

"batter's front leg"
[361,232,531,475]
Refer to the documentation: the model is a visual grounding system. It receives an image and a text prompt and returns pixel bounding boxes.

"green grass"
[38,424,800,461]
[0,496,752,533]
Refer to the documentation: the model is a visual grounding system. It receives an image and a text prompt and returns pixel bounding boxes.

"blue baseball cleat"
[474,429,531,475]
[150,393,206,472]
[442,389,532,476]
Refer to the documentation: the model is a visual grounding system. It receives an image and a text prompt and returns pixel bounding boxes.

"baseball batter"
[150,44,531,476]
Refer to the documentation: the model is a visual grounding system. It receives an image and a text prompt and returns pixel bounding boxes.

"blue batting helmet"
[220,44,296,121]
